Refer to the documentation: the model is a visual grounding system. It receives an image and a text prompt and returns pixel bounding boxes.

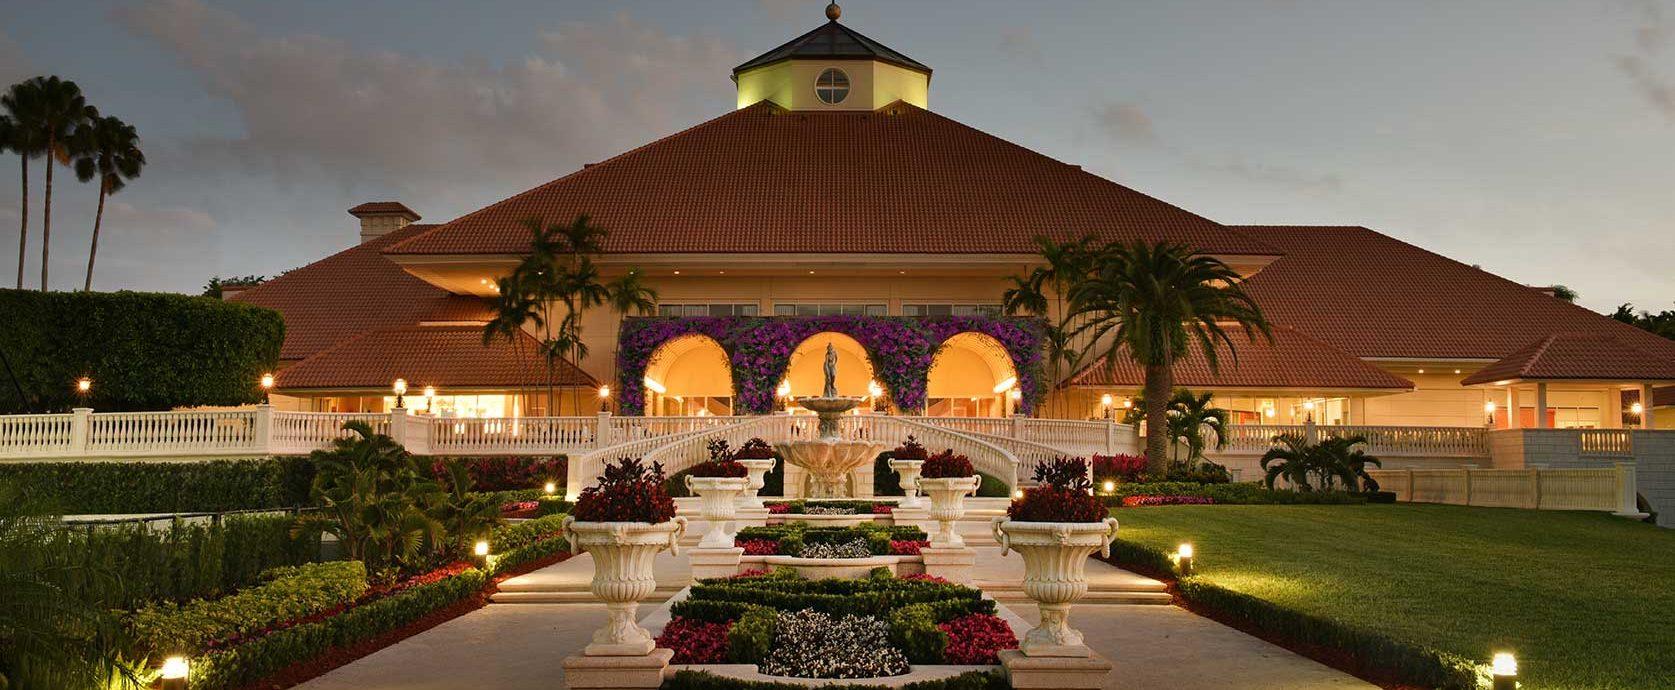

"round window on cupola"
[815,67,850,105]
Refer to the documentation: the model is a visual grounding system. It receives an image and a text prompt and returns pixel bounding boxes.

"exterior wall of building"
[735,60,929,110]
[1361,371,1493,427]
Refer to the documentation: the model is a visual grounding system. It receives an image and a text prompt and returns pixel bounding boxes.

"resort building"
[231,6,1675,433]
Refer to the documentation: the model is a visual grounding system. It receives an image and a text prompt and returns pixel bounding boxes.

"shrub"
[889,436,930,461]
[727,606,777,664]
[428,456,565,492]
[661,670,1009,690]
[1092,454,1147,483]
[672,572,991,622]
[687,459,749,479]
[938,613,1017,664]
[974,472,1010,498]
[128,561,368,655]
[535,496,573,516]
[920,450,974,479]
[1104,482,1368,505]
[658,617,735,663]
[888,604,947,664]
[0,458,316,514]
[1032,457,1092,492]
[0,289,283,413]
[572,457,677,523]
[61,513,320,610]
[736,524,927,556]
[293,423,443,576]
[733,437,778,460]
[1008,458,1107,522]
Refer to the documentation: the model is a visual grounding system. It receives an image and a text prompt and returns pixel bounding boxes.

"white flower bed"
[796,538,872,559]
[759,609,911,679]
[802,505,857,515]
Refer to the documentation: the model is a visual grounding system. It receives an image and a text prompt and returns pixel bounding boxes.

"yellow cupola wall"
[732,2,931,111]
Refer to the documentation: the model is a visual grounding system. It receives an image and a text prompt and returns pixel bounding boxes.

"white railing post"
[70,407,92,455]
[388,408,409,447]
[253,404,274,455]
[1104,421,1116,455]
[596,411,612,449]
[1010,414,1023,439]
[1613,462,1646,517]
[405,413,432,455]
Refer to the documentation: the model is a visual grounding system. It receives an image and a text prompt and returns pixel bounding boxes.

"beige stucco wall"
[736,59,929,110]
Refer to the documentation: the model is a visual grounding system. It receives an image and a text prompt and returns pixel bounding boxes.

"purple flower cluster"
[615,315,1047,415]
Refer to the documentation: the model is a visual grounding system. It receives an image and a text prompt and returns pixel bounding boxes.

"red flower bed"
[1121,495,1216,507]
[903,573,950,584]
[870,504,895,515]
[730,568,772,579]
[938,613,1018,664]
[1092,453,1147,483]
[732,437,778,460]
[736,539,780,556]
[889,539,929,555]
[655,617,734,664]
[889,436,930,461]
[765,502,791,514]
[500,499,539,519]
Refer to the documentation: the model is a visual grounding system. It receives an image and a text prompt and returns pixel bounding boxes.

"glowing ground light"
[1490,652,1518,690]
[544,481,557,495]
[474,540,490,557]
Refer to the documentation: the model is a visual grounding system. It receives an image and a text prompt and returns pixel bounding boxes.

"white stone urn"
[686,475,750,548]
[888,458,925,509]
[735,458,777,510]
[916,475,980,547]
[991,517,1121,657]
[560,515,688,656]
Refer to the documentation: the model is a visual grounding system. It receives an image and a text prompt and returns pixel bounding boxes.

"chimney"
[348,201,421,244]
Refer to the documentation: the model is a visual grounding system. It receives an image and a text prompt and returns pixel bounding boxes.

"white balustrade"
[1579,430,1632,456]
[0,413,75,456]
[917,416,1138,457]
[269,412,391,455]
[834,415,1021,489]
[1215,424,1488,458]
[429,416,597,454]
[86,409,259,455]
[609,415,748,444]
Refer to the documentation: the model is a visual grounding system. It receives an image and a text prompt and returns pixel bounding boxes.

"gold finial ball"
[825,2,841,21]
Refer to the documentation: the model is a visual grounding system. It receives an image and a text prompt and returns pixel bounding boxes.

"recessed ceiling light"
[1418,369,1425,374]
[718,271,726,275]
[673,270,681,275]
[1454,369,1461,374]
[807,270,815,275]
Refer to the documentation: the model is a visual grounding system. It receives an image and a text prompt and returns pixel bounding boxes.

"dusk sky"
[0,0,1671,313]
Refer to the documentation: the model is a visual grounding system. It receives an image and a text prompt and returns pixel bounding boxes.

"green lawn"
[1109,504,1675,690]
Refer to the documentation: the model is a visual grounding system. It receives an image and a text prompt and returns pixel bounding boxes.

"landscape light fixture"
[160,656,189,690]
[259,373,275,404]
[1490,652,1518,690]
[1175,543,1195,576]
[1485,400,1497,426]
[544,481,557,496]
[474,539,490,560]
[1102,480,1116,494]
[1012,489,1025,499]
[1101,393,1113,419]
[392,378,408,408]
[598,385,611,399]
[423,386,436,413]
[76,377,92,395]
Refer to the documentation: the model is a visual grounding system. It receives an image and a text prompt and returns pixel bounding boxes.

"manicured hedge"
[1105,481,1367,505]
[129,561,367,654]
[188,568,488,690]
[672,572,991,622]
[735,523,927,556]
[661,670,1008,690]
[486,513,570,575]
[65,513,321,610]
[0,458,316,514]
[0,289,283,413]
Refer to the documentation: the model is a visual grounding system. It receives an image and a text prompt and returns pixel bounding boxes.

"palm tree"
[1,83,46,290]
[1167,389,1229,464]
[72,115,145,291]
[293,422,444,574]
[12,77,96,291]
[1259,433,1379,492]
[1260,432,1317,491]
[606,269,659,398]
[1070,240,1271,475]
[1003,235,1095,417]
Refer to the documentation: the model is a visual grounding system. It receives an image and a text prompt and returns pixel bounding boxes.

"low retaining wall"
[1364,466,1642,516]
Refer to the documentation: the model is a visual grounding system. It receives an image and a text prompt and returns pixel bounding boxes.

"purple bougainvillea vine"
[614,315,1047,416]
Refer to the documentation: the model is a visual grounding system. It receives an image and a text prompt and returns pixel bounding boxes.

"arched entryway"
[783,332,879,408]
[928,332,1019,417]
[643,334,734,416]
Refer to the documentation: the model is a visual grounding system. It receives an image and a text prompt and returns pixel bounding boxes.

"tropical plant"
[9,76,97,290]
[429,458,501,557]
[292,422,444,576]
[72,115,145,291]
[572,457,677,523]
[606,268,659,389]
[200,274,267,298]
[0,482,143,690]
[1259,433,1380,492]
[1001,235,1095,416]
[1,84,42,289]
[1612,303,1675,341]
[1125,389,1230,464]
[1069,240,1271,475]
[920,450,975,478]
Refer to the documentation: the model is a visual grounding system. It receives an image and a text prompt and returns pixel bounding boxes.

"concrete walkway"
[296,553,1373,690]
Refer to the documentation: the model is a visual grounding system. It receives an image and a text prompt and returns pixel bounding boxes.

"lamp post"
[1303,399,1316,424]
[598,384,611,413]
[1631,401,1645,428]
[259,373,274,404]
[423,385,436,414]
[75,376,92,405]
[1484,400,1497,428]
[392,378,408,409]
[1100,393,1112,420]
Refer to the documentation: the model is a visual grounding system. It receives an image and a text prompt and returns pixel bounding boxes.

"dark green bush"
[0,458,315,514]
[62,513,321,610]
[888,604,946,664]
[1105,481,1367,505]
[535,495,574,516]
[975,472,1010,498]
[0,289,283,413]
[874,452,903,496]
[662,668,1009,689]
[726,605,777,664]
[736,523,926,556]
[128,561,368,655]
[672,575,990,621]
[187,568,487,690]
[487,515,569,575]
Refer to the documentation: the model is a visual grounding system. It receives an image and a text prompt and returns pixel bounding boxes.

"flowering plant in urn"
[562,457,687,656]
[992,457,1118,657]
[886,436,929,508]
[732,437,779,509]
[915,449,979,547]
[686,455,751,547]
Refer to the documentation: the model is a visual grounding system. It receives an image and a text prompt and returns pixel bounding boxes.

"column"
[1643,382,1658,429]
[1506,386,1522,430]
[1535,383,1549,429]
[1605,385,1623,429]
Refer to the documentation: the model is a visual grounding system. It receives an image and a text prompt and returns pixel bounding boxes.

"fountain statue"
[774,343,887,497]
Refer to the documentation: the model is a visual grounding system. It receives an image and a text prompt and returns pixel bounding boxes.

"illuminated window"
[815,68,850,105]
[657,303,759,317]
[774,303,886,316]
[902,304,1003,317]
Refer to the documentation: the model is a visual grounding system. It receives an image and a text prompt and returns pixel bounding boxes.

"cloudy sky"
[0,0,1671,313]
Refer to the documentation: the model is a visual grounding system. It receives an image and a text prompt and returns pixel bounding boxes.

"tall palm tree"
[605,269,659,397]
[1070,240,1270,474]
[72,115,145,291]
[1,83,46,290]
[1003,235,1095,416]
[15,77,96,291]
[1167,389,1229,464]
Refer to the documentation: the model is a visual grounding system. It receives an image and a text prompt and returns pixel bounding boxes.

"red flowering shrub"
[889,539,929,555]
[889,435,930,461]
[730,568,772,579]
[500,499,539,519]
[938,613,1018,664]
[736,539,780,556]
[765,502,791,514]
[871,504,895,515]
[1122,495,1215,507]
[430,456,565,492]
[733,437,778,460]
[656,617,734,663]
[1092,453,1147,483]
[921,450,975,479]
[571,458,677,523]
[1008,486,1109,522]
[686,459,748,478]
[902,573,950,585]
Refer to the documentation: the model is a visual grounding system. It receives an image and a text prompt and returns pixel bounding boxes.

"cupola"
[732,2,931,111]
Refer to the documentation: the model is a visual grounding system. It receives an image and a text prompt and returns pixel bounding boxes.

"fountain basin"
[775,438,887,498]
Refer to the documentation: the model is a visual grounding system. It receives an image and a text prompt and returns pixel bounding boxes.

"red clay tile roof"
[1066,327,1413,391]
[275,325,595,390]
[386,103,1278,257]
[230,224,462,363]
[1460,333,1675,385]
[347,201,420,221]
[1234,226,1675,363]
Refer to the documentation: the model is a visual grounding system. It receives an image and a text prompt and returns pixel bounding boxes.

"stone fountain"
[774,344,886,498]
